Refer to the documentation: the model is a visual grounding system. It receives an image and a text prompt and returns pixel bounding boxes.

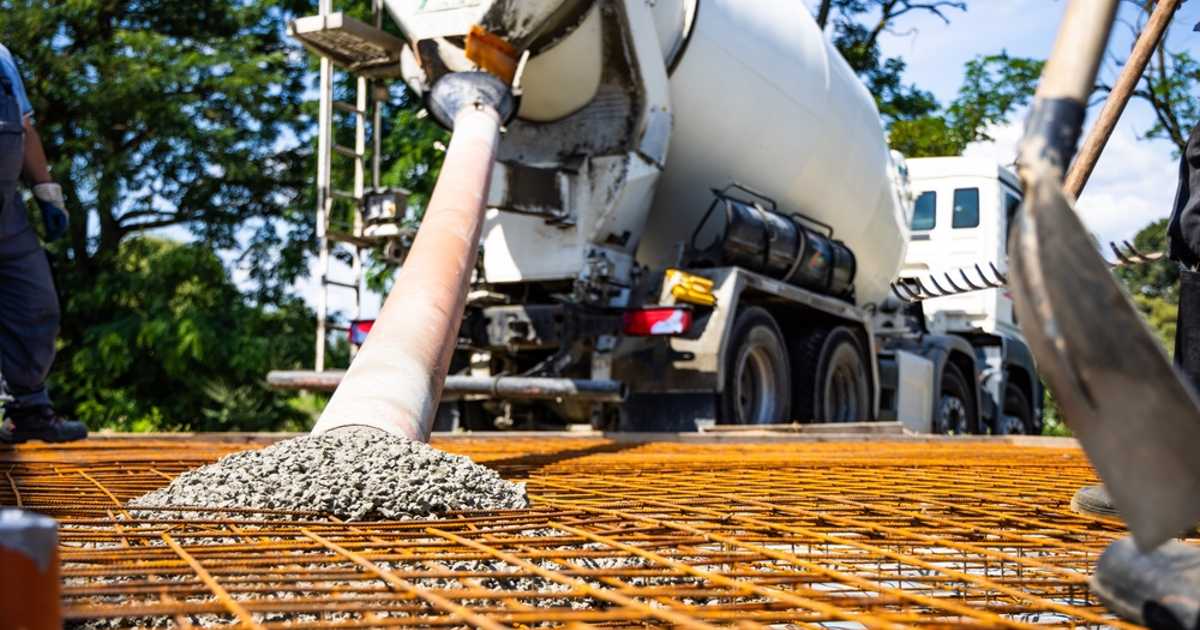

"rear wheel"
[934,362,977,434]
[720,307,792,424]
[996,383,1035,435]
[792,326,871,422]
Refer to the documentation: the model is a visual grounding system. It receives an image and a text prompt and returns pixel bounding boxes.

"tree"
[821,0,964,127]
[815,2,1043,158]
[56,237,324,431]
[5,0,319,296]
[889,53,1044,157]
[1108,0,1199,155]
[1,1,369,429]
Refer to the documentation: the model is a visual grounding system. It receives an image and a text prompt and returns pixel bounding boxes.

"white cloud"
[1075,126,1177,247]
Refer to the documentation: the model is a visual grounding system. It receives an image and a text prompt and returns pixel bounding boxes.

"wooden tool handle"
[1066,0,1182,199]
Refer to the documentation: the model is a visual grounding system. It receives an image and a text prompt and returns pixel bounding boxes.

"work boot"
[0,405,87,444]
[1092,537,1200,630]
[1072,484,1119,518]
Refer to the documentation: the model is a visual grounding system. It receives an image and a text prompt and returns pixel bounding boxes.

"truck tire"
[791,326,871,422]
[996,383,1035,435]
[934,362,978,434]
[720,307,792,424]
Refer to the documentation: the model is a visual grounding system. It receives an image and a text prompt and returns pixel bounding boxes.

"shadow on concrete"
[484,439,646,478]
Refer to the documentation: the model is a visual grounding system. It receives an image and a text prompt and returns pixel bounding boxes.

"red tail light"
[349,319,375,345]
[622,307,693,337]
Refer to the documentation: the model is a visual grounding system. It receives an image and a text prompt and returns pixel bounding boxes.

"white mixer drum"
[642,0,909,305]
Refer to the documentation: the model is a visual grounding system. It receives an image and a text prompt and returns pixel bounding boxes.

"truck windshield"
[912,191,936,231]
[952,188,980,229]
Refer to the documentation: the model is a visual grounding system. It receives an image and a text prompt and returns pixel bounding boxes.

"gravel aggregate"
[128,429,529,521]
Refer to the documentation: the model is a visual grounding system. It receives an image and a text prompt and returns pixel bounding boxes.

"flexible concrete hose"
[312,104,502,442]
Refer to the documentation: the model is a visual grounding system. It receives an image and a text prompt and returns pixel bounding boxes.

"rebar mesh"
[0,435,1157,628]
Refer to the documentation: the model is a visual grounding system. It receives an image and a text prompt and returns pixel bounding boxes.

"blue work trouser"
[0,74,58,409]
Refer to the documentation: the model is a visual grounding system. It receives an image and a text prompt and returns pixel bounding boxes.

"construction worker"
[0,44,86,444]
[1070,119,1200,628]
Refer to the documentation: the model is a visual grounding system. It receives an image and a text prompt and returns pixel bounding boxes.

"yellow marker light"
[665,269,716,307]
[465,25,518,85]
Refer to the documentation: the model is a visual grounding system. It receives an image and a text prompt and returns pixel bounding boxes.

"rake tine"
[989,262,1008,284]
[1123,240,1146,260]
[942,272,968,294]
[926,274,953,297]
[1109,241,1136,266]
[959,269,987,291]
[976,264,1003,289]
[891,283,918,303]
[903,280,928,301]
[909,276,939,299]
[1125,240,1165,264]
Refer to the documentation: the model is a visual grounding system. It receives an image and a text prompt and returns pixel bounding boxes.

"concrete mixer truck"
[282,0,1042,436]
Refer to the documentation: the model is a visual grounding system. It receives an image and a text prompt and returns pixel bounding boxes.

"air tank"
[385,0,910,306]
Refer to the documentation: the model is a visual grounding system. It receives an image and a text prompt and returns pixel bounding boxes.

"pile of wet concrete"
[129,429,529,521]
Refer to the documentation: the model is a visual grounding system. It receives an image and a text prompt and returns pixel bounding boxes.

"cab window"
[912,191,936,231]
[952,188,980,229]
[1005,192,1021,238]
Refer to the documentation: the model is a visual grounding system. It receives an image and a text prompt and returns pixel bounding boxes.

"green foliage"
[1133,48,1200,155]
[6,0,317,296]
[887,117,962,158]
[1133,293,1178,351]
[1040,384,1071,437]
[819,4,1041,158]
[54,237,321,431]
[946,54,1043,145]
[1115,219,1179,302]
[890,53,1043,157]
[824,1,954,126]
[2,1,408,430]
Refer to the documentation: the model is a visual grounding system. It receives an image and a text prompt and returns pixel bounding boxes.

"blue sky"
[316,1,1199,320]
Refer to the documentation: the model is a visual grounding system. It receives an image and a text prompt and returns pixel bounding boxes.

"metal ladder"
[294,0,397,371]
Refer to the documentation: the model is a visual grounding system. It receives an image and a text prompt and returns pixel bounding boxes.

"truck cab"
[904,157,1022,338]
[884,157,1042,435]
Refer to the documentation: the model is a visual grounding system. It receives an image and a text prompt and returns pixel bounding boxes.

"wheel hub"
[937,396,968,434]
[998,413,1026,435]
[736,345,779,424]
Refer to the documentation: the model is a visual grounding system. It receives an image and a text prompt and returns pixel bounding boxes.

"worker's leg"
[0,227,58,407]
[1177,269,1200,394]
[0,225,84,443]
[0,229,57,400]
[1085,269,1200,628]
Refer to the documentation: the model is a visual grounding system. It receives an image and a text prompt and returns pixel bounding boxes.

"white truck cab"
[903,157,1023,338]
[877,157,1041,436]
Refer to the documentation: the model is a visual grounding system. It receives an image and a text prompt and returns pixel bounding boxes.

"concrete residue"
[128,429,529,521]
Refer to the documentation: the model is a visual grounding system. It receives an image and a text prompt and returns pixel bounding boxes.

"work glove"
[32,182,68,242]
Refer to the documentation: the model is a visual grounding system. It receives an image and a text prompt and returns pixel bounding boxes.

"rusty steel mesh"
[0,435,1160,628]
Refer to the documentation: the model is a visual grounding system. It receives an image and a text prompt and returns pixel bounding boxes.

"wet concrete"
[129,429,529,521]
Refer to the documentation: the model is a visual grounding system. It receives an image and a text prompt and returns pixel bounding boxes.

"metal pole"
[373,0,384,191]
[352,76,368,324]
[314,56,333,372]
[314,0,335,372]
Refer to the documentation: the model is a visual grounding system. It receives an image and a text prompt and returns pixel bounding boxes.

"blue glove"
[32,183,68,241]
